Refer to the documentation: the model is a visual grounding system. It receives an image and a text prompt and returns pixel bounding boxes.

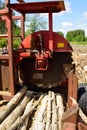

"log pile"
[0,86,64,130]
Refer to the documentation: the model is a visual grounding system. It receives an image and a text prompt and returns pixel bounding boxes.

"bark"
[56,94,64,130]
[51,92,58,130]
[31,95,48,130]
[46,91,52,130]
[0,91,32,130]
[8,95,43,130]
[18,99,34,130]
[0,86,27,123]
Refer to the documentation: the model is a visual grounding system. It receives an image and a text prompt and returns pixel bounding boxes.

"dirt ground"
[71,44,87,53]
[71,44,87,83]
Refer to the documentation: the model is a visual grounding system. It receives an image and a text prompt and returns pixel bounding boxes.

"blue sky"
[2,0,87,36]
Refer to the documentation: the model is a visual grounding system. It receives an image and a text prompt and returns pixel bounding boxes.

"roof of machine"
[9,0,65,14]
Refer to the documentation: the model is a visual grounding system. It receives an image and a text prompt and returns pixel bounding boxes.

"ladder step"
[0,34,8,38]
[0,55,9,60]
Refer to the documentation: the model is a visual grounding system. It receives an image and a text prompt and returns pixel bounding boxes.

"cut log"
[31,95,48,130]
[56,94,64,130]
[18,99,34,130]
[0,86,27,123]
[46,91,52,130]
[0,91,32,130]
[51,92,58,130]
[8,95,43,130]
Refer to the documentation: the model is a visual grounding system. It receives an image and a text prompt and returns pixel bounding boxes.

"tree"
[85,37,87,41]
[57,31,64,37]
[66,29,85,42]
[0,1,6,34]
[0,1,21,48]
[26,14,47,35]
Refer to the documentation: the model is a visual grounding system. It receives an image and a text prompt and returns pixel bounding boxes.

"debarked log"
[46,91,52,130]
[8,95,44,130]
[51,92,58,130]
[56,94,64,130]
[31,95,48,130]
[18,99,34,130]
[0,86,27,124]
[0,91,32,130]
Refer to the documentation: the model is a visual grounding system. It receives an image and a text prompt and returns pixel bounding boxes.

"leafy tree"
[57,31,64,37]
[12,21,21,36]
[12,22,21,48]
[26,14,47,35]
[0,1,6,34]
[0,1,21,48]
[85,37,87,41]
[66,30,85,42]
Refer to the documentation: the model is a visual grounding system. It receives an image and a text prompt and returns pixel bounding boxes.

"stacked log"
[0,86,27,124]
[0,87,65,130]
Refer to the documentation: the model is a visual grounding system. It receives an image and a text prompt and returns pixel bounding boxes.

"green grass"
[70,41,87,45]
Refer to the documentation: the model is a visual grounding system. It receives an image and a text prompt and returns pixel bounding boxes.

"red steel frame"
[0,0,86,130]
[0,0,25,96]
[0,0,14,96]
[0,0,65,96]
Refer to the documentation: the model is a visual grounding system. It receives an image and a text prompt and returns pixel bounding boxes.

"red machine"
[0,0,87,130]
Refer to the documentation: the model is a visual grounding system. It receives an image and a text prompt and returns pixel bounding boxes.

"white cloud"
[77,24,84,28]
[65,0,72,13]
[77,24,87,29]
[82,11,87,19]
[62,21,73,27]
[38,0,72,17]
[53,0,72,16]
[39,13,48,18]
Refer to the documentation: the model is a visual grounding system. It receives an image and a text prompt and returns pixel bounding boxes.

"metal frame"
[0,0,65,96]
[0,0,14,95]
[0,0,25,96]
[0,0,86,129]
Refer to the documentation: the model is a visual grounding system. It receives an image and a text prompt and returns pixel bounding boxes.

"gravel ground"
[71,44,87,54]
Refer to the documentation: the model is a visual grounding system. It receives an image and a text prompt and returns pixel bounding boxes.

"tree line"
[66,30,87,42]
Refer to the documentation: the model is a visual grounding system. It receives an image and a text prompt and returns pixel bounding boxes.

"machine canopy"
[10,0,65,14]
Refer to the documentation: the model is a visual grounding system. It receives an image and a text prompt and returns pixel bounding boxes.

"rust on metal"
[10,1,65,14]
[0,0,15,96]
[68,70,73,106]
[72,74,78,101]
[62,104,79,130]
[49,12,53,52]
[6,12,15,95]
[78,122,87,130]
[68,69,78,107]
[0,0,9,15]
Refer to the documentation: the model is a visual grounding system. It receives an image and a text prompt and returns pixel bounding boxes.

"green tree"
[0,1,6,34]
[85,37,87,41]
[66,30,85,42]
[26,14,47,35]
[0,1,21,48]
[57,31,64,37]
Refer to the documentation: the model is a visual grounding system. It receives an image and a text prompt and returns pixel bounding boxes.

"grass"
[70,41,87,45]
